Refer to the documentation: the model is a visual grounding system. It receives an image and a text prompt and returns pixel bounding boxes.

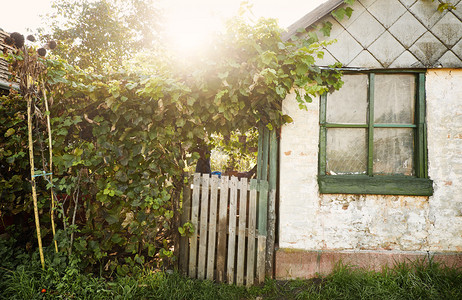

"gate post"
[266,129,278,278]
[257,124,278,278]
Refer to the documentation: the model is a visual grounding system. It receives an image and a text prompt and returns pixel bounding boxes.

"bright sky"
[1,0,327,51]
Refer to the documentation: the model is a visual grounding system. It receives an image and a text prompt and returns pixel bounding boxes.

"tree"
[41,0,160,71]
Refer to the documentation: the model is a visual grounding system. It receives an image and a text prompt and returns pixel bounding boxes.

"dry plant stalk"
[26,73,45,269]
[7,32,58,268]
[42,81,58,253]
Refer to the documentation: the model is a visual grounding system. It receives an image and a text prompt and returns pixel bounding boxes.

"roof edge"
[282,0,344,41]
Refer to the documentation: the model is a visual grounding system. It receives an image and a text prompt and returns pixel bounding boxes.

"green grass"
[1,236,461,299]
[1,260,461,299]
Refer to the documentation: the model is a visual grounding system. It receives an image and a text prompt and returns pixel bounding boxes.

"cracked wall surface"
[279,69,462,252]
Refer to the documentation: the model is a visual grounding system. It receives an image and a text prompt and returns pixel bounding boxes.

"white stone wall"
[279,69,462,252]
[426,69,462,252]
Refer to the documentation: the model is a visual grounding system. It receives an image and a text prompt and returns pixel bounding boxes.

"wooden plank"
[319,93,327,175]
[417,73,427,178]
[189,173,201,278]
[318,175,433,196]
[266,189,276,278]
[266,130,278,278]
[257,124,263,179]
[216,176,229,283]
[197,175,209,280]
[179,174,191,274]
[367,73,375,176]
[236,178,248,286]
[256,235,267,284]
[246,179,258,287]
[258,180,269,236]
[226,176,238,284]
[206,175,219,280]
[261,127,270,181]
[268,130,278,190]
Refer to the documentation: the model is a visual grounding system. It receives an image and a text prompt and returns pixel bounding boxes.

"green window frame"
[318,71,433,196]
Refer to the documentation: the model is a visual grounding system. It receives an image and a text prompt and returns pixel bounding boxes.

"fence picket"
[188,173,201,278]
[226,176,238,284]
[197,175,209,280]
[236,178,248,286]
[216,176,229,283]
[257,235,266,284]
[258,180,268,236]
[246,179,258,287]
[206,175,219,280]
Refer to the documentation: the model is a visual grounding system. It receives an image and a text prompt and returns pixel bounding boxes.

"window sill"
[318,175,433,196]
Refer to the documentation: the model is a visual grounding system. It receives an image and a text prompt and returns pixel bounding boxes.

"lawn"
[1,244,461,300]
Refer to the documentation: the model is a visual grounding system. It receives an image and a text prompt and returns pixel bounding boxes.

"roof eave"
[282,0,344,41]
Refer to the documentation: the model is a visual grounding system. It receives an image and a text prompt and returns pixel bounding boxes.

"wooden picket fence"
[179,173,269,287]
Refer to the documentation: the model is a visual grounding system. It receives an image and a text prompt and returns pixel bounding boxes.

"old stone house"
[277,0,462,278]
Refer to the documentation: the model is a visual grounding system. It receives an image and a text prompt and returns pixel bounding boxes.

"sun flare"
[160,0,241,56]
[164,17,220,55]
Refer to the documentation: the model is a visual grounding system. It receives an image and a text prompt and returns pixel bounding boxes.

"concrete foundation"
[275,248,462,279]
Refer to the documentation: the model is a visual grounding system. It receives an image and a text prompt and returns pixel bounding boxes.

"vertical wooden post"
[236,178,248,286]
[206,175,219,280]
[188,173,201,278]
[226,176,238,284]
[261,127,270,181]
[216,176,229,283]
[266,129,278,278]
[256,235,266,284]
[257,180,268,236]
[257,124,263,179]
[246,179,258,287]
[197,175,209,280]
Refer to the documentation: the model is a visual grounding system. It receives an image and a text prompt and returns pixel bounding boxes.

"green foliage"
[332,6,354,22]
[41,0,160,71]
[1,11,344,273]
[209,129,258,172]
[432,0,457,12]
[0,93,32,215]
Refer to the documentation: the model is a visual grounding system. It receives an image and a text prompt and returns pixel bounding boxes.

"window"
[318,71,433,195]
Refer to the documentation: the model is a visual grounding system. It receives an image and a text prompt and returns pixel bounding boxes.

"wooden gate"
[179,125,278,286]
[179,173,269,286]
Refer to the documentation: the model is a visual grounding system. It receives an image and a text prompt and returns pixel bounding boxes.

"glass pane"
[373,128,414,175]
[327,74,368,124]
[326,128,367,175]
[374,74,415,124]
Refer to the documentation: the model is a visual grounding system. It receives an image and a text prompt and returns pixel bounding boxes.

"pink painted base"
[275,248,462,279]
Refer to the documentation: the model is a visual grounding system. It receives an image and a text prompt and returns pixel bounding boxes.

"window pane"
[327,74,368,124]
[373,128,414,175]
[326,128,367,175]
[374,74,415,124]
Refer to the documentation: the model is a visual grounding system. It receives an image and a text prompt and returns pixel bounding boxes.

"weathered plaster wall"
[279,69,462,253]
[426,69,462,252]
